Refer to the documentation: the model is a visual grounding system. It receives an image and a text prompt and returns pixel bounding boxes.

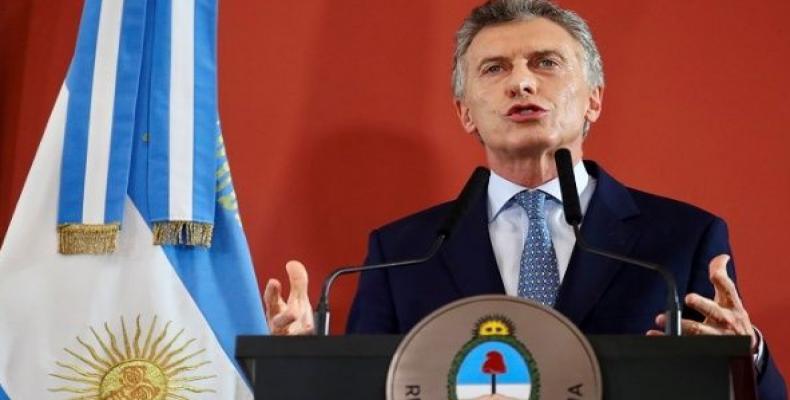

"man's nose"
[507,64,536,98]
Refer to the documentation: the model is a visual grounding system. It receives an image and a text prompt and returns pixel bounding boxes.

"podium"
[236,334,756,400]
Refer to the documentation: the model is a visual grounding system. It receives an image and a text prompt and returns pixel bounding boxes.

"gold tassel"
[152,221,213,247]
[58,224,120,255]
[152,221,184,245]
[186,221,213,247]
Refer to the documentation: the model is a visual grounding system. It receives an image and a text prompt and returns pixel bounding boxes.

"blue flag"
[0,0,266,398]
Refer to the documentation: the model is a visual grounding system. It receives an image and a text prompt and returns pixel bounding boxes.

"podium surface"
[236,334,755,400]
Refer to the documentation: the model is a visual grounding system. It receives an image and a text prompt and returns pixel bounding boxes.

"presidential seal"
[387,295,601,400]
[49,315,215,399]
[448,316,540,400]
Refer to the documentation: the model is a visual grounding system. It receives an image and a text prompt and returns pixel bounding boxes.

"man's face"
[455,18,603,162]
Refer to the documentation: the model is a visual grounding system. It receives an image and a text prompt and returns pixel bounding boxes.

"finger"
[655,313,666,328]
[297,300,316,324]
[708,254,743,309]
[263,279,285,317]
[285,260,310,302]
[273,311,316,336]
[685,293,740,331]
[654,312,686,332]
[653,314,678,335]
[681,318,722,335]
[292,321,316,336]
[646,329,665,336]
[661,312,726,336]
[270,311,297,333]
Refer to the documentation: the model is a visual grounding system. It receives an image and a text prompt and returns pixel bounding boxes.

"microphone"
[553,149,682,336]
[314,167,491,336]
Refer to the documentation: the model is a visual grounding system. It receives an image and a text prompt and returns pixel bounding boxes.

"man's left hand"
[647,254,757,353]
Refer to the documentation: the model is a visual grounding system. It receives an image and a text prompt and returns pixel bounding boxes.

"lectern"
[236,334,756,400]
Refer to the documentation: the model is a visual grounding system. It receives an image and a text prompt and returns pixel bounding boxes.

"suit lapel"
[554,162,642,326]
[441,178,506,297]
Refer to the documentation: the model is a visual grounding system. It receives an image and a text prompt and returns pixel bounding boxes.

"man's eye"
[482,64,504,75]
[536,58,560,68]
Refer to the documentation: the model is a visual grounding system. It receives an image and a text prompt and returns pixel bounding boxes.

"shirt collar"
[487,161,590,222]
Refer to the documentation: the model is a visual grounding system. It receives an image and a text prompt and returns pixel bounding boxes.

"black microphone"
[553,149,681,336]
[314,167,491,336]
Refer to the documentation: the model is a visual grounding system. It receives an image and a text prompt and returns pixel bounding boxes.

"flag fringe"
[152,221,213,247]
[57,224,120,255]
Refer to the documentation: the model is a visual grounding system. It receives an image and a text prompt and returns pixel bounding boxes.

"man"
[263,0,786,397]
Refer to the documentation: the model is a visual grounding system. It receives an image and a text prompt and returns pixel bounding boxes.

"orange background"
[1,0,788,377]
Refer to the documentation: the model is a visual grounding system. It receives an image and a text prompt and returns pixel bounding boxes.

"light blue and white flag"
[58,0,217,254]
[0,0,267,398]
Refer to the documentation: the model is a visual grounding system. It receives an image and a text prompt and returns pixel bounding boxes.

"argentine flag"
[0,0,266,398]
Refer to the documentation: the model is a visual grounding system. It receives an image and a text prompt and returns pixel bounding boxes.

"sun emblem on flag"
[49,315,216,399]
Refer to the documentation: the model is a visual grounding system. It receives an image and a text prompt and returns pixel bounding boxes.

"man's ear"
[585,85,604,123]
[454,99,477,134]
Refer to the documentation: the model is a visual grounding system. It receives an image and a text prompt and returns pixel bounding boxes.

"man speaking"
[263,0,787,397]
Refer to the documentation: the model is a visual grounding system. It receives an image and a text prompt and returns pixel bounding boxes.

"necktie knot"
[514,190,547,221]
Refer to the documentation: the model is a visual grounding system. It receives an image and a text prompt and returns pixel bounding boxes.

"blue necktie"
[515,190,560,306]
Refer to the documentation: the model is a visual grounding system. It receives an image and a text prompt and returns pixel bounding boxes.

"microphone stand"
[314,235,446,336]
[554,148,681,336]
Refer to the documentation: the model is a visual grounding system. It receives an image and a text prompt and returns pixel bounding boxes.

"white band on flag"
[82,0,125,223]
[169,0,196,220]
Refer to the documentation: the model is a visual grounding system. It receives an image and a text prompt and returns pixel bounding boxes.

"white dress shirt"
[487,162,596,296]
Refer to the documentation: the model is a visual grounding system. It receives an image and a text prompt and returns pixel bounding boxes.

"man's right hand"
[263,260,315,335]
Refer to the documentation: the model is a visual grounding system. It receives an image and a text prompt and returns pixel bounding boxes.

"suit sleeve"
[346,229,399,334]
[689,217,787,400]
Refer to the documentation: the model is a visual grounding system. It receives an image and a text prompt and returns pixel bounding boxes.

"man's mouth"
[506,104,548,122]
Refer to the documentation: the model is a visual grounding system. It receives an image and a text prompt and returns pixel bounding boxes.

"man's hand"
[647,254,757,352]
[263,260,315,335]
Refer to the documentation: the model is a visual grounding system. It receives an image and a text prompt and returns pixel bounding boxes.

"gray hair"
[452,0,604,99]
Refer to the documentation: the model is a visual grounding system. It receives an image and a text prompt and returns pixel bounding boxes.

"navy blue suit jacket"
[347,161,786,399]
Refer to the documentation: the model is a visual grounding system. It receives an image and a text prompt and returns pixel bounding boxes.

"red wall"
[2,0,788,376]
